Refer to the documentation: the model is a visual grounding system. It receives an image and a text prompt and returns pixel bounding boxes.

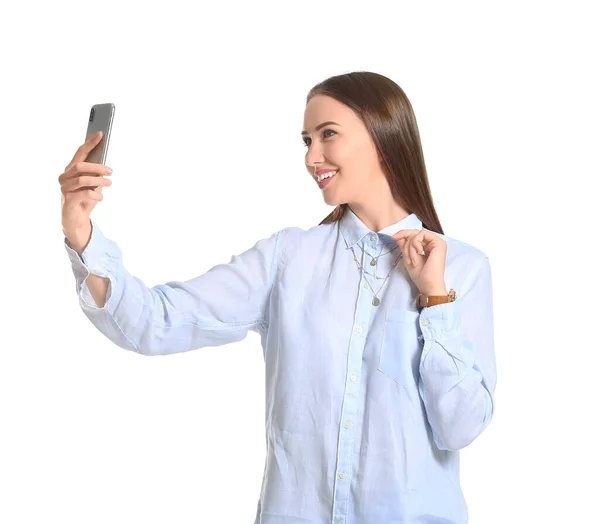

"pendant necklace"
[349,244,403,307]
[360,242,400,267]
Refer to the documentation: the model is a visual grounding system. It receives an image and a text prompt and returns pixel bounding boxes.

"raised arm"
[64,219,286,356]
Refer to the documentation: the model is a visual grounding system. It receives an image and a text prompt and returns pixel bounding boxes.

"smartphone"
[84,103,115,189]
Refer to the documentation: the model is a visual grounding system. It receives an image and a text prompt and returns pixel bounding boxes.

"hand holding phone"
[58,103,115,246]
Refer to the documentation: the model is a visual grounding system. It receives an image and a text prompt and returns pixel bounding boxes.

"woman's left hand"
[392,228,448,294]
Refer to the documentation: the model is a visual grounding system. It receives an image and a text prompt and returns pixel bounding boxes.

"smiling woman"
[301,72,443,236]
[63,70,496,524]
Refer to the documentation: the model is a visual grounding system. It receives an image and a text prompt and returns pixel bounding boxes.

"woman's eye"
[303,129,336,147]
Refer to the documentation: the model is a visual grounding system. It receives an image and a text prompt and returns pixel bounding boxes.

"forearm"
[418,314,494,451]
[418,259,497,451]
[65,223,110,308]
[79,273,110,307]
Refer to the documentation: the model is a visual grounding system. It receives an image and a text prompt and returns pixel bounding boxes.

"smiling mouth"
[316,170,338,183]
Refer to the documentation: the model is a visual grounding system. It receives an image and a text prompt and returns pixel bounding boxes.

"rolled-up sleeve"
[417,256,497,451]
[64,218,285,356]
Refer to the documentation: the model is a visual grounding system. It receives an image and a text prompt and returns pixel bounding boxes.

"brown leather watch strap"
[417,288,456,310]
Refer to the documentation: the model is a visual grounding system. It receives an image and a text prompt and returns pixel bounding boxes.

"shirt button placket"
[333,241,371,524]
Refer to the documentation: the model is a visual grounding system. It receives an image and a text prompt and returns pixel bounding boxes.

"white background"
[1,1,598,522]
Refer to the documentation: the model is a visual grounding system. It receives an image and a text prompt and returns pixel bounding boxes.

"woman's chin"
[324,194,343,206]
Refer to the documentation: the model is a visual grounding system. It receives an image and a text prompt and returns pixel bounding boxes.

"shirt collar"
[339,206,423,249]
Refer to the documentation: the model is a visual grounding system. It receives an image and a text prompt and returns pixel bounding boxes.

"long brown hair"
[308,71,444,235]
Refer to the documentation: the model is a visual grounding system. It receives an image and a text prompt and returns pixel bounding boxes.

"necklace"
[339,219,404,306]
[348,242,403,307]
[359,242,399,267]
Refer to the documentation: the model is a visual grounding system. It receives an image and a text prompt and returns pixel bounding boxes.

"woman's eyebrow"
[301,121,341,136]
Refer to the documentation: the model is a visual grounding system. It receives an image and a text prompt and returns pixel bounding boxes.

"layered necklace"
[345,236,403,307]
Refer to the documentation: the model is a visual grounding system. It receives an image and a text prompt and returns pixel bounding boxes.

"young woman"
[60,71,496,524]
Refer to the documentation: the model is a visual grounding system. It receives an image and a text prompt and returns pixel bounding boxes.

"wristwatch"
[417,288,456,310]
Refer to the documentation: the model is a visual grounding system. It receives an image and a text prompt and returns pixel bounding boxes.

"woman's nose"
[305,150,324,169]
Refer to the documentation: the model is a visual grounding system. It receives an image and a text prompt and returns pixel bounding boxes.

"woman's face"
[302,94,384,206]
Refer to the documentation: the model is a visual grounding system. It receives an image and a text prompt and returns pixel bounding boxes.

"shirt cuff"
[63,218,121,309]
[418,300,461,342]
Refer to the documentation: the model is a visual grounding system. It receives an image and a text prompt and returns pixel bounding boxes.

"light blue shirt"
[64,207,496,524]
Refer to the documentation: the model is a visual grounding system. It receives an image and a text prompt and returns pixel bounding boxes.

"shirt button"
[350,374,357,382]
[355,325,362,333]
[370,234,377,241]
[339,472,347,479]
[335,521,343,524]
[363,281,369,288]
[344,422,351,429]
[422,320,429,326]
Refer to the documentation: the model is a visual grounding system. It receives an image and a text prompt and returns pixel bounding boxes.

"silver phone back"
[85,103,115,165]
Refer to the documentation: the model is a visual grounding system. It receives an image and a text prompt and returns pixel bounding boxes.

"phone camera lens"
[89,107,95,122]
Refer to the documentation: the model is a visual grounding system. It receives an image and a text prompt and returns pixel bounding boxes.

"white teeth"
[317,171,337,182]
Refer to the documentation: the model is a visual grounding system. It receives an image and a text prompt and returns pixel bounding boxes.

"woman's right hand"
[59,131,113,238]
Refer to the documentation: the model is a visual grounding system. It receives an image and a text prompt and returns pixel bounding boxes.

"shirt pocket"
[377,308,422,389]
